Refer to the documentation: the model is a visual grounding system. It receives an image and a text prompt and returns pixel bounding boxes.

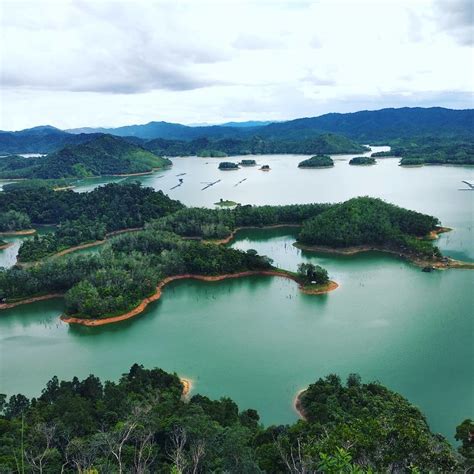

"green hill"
[0,135,171,179]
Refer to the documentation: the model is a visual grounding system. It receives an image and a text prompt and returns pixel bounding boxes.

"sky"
[0,0,473,130]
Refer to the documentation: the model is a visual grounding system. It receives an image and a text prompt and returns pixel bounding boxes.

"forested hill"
[257,107,474,141]
[0,135,171,179]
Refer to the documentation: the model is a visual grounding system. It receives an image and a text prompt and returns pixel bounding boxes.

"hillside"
[0,126,101,154]
[0,135,171,179]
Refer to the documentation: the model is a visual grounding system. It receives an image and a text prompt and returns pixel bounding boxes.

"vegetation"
[0,210,32,232]
[387,136,474,166]
[349,156,376,165]
[297,263,329,285]
[371,150,394,157]
[299,197,441,258]
[0,183,182,261]
[0,366,468,472]
[197,150,227,157]
[240,159,256,166]
[214,199,239,207]
[218,162,239,170]
[0,135,171,179]
[0,229,275,318]
[146,134,367,157]
[400,158,425,166]
[298,155,334,168]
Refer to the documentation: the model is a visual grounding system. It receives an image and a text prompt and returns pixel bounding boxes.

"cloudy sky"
[0,0,472,130]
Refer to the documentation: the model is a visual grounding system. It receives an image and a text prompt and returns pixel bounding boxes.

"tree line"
[0,365,471,472]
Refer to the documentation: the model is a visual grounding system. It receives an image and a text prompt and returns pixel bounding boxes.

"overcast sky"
[0,0,473,130]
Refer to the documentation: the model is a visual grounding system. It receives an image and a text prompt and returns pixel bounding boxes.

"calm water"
[0,150,473,442]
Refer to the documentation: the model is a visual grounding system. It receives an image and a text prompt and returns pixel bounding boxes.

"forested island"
[298,155,334,168]
[0,365,471,472]
[0,135,171,179]
[218,161,239,170]
[240,159,257,166]
[349,156,376,165]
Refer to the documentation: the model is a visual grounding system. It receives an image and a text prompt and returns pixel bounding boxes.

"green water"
[0,152,473,442]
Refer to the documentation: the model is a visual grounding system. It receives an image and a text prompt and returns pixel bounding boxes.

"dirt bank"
[0,293,63,310]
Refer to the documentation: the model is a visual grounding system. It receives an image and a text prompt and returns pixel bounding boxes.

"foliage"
[0,210,31,232]
[0,135,171,179]
[299,197,440,257]
[0,367,464,473]
[218,161,239,170]
[298,155,334,168]
[349,156,376,165]
[297,263,329,285]
[455,419,474,470]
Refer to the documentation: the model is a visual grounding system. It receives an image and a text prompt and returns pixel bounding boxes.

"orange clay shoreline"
[0,229,36,236]
[206,224,302,245]
[0,242,13,250]
[60,271,338,327]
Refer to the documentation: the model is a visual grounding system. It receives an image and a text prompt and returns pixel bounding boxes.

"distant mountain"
[0,135,171,179]
[67,121,246,141]
[218,120,278,128]
[256,107,474,141]
[0,126,101,154]
[2,107,472,155]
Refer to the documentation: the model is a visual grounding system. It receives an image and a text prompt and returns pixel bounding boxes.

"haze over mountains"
[0,107,472,155]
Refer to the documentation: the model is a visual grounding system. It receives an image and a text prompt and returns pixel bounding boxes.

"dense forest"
[0,183,182,261]
[0,135,171,179]
[298,197,441,258]
[144,134,367,157]
[298,155,334,168]
[371,137,474,165]
[0,365,471,472]
[218,162,239,170]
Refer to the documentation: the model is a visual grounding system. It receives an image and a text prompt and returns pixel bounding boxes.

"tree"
[297,263,329,285]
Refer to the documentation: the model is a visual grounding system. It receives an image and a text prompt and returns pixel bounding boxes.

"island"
[239,159,257,166]
[298,155,334,168]
[214,199,239,207]
[259,164,270,171]
[349,156,376,165]
[0,364,467,472]
[218,161,239,170]
[0,135,171,179]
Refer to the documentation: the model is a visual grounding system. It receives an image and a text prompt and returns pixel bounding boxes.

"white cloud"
[0,0,472,129]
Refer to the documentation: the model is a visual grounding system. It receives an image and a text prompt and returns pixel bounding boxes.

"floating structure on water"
[201,179,221,191]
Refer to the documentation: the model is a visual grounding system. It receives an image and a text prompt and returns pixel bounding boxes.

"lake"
[0,149,473,442]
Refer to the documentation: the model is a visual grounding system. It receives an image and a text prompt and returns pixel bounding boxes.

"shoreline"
[206,224,301,245]
[0,293,63,310]
[0,242,14,250]
[293,389,307,421]
[0,229,36,236]
[180,378,193,398]
[60,270,338,326]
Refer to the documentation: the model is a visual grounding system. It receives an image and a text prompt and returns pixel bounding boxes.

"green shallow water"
[0,152,473,442]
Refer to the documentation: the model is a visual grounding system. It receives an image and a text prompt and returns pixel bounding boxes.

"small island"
[218,161,239,170]
[239,159,257,166]
[214,199,239,207]
[298,155,334,168]
[349,156,376,165]
[399,157,425,166]
[259,164,270,171]
[198,150,227,158]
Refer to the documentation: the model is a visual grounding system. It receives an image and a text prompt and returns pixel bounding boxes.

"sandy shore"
[61,270,338,326]
[180,378,193,398]
[0,242,13,250]
[0,229,36,236]
[293,389,307,420]
[0,293,63,310]
[206,224,301,245]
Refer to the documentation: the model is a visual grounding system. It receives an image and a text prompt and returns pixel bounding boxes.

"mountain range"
[1,107,472,155]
